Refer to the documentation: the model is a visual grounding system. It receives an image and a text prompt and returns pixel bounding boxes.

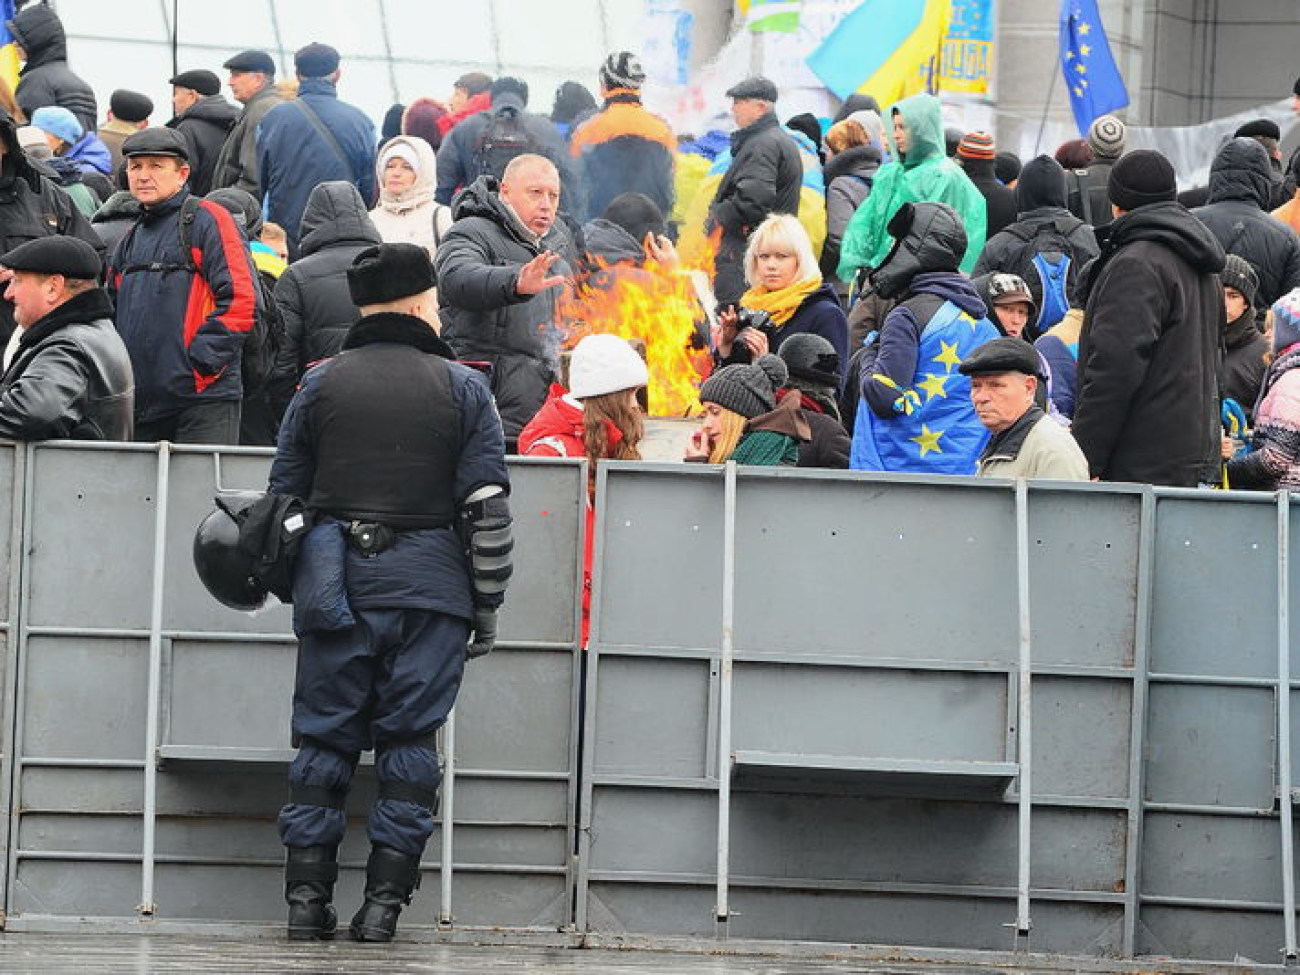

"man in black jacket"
[1074,150,1226,487]
[0,109,104,348]
[212,50,284,197]
[0,236,133,440]
[435,154,578,449]
[709,76,802,304]
[5,4,96,133]
[1193,137,1300,313]
[957,132,1016,238]
[166,69,239,196]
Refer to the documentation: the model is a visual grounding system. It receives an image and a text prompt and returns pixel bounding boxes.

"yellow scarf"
[740,276,822,326]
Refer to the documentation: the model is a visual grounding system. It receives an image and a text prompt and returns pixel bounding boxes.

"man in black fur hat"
[269,242,511,945]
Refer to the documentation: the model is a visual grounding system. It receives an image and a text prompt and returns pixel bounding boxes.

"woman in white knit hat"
[519,333,649,646]
[369,135,452,261]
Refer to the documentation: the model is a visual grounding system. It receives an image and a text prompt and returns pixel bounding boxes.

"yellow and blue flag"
[807,0,950,105]
[1059,0,1128,134]
[0,0,18,98]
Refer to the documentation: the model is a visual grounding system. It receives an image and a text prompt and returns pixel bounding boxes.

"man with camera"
[269,242,511,944]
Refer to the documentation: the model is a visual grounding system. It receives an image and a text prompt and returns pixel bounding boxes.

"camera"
[734,306,776,339]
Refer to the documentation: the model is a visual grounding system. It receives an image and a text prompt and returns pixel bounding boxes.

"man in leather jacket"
[0,235,133,440]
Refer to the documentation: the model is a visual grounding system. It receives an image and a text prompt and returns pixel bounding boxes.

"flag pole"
[1033,58,1060,155]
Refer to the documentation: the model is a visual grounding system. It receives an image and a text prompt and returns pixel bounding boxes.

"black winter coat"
[0,115,104,347]
[167,95,240,196]
[0,289,133,441]
[973,208,1100,313]
[1193,138,1300,310]
[270,182,381,415]
[961,157,1017,238]
[435,176,578,446]
[710,112,802,244]
[8,5,97,133]
[1223,311,1268,420]
[796,405,850,469]
[1073,201,1226,487]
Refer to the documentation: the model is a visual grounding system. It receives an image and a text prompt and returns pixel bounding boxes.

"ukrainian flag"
[808,0,951,105]
[0,0,19,101]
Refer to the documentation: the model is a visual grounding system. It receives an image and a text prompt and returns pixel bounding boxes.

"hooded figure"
[973,154,1098,339]
[269,181,383,415]
[369,135,451,260]
[837,93,986,283]
[847,201,998,472]
[6,5,97,133]
[0,109,103,346]
[1193,137,1300,312]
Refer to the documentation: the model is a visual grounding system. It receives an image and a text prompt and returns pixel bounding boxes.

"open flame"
[559,257,713,417]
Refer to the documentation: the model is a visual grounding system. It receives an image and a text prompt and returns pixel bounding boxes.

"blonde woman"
[714,213,848,382]
[685,354,808,466]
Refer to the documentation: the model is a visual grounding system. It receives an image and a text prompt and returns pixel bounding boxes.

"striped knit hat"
[1087,115,1126,159]
[957,131,995,160]
[600,51,645,91]
[1272,289,1300,354]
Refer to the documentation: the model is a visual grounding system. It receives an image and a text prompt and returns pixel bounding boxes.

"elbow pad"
[461,486,513,601]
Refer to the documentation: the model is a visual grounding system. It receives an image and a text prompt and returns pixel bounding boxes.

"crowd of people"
[1,6,1299,493]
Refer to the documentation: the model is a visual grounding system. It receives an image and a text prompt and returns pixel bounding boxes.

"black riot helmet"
[193,491,268,611]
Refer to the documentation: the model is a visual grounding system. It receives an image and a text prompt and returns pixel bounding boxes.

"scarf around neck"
[740,276,821,326]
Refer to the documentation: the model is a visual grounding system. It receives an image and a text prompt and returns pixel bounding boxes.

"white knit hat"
[568,334,648,400]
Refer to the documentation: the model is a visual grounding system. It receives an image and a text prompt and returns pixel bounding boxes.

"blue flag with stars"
[1059,0,1128,135]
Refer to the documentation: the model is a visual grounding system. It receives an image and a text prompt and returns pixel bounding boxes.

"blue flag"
[1059,0,1128,135]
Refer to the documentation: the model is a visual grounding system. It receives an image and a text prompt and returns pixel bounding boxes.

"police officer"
[269,242,511,942]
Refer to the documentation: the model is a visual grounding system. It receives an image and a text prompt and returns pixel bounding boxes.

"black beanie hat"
[381,103,405,142]
[777,333,839,390]
[110,89,153,123]
[1108,149,1176,212]
[1222,254,1259,308]
[699,355,787,419]
[347,243,436,305]
[994,150,1021,185]
[1015,154,1067,212]
[786,112,822,149]
[602,191,665,243]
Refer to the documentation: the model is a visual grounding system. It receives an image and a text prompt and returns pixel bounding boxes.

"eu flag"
[1059,0,1128,135]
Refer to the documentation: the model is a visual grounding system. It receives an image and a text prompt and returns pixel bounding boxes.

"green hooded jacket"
[837,93,987,281]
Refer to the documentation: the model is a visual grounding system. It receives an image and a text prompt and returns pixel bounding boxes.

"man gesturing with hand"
[435,153,578,449]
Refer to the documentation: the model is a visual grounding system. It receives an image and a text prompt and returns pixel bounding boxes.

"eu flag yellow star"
[1078,20,1092,35]
[1064,50,1074,61]
[1080,43,1092,56]
[917,373,951,401]
[910,424,944,457]
[1073,86,1084,97]
[1075,62,1087,75]
[933,340,962,371]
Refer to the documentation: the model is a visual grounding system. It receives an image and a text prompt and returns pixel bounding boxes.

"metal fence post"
[1013,478,1033,940]
[438,708,456,926]
[139,441,171,917]
[714,461,738,926]
[1276,491,1296,960]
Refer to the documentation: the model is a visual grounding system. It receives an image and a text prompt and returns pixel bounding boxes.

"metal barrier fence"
[0,443,584,935]
[0,445,1294,969]
[581,463,1297,967]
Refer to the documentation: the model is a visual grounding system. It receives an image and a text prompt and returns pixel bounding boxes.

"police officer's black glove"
[468,607,497,659]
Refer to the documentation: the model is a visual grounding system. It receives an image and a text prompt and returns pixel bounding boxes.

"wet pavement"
[0,934,1077,974]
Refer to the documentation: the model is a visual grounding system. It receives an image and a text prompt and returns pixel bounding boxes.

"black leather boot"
[349,844,422,942]
[284,845,338,941]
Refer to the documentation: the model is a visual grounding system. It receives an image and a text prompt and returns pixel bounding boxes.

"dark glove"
[468,607,497,659]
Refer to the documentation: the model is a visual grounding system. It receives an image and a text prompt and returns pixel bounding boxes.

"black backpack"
[476,104,539,180]
[118,196,283,395]
[1001,218,1079,337]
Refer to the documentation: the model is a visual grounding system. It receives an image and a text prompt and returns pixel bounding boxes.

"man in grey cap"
[0,236,133,441]
[257,42,378,258]
[167,69,239,195]
[708,75,801,304]
[212,50,284,197]
[110,127,260,444]
[959,336,1088,480]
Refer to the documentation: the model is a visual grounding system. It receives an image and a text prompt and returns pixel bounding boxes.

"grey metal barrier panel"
[1140,489,1296,966]
[4,443,584,935]
[580,464,1163,961]
[0,443,22,918]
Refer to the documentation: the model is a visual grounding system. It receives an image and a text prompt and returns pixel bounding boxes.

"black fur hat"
[347,243,436,306]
